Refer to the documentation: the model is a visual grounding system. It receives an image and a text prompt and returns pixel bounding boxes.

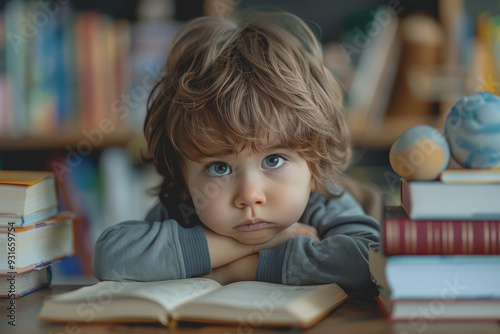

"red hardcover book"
[383,206,500,255]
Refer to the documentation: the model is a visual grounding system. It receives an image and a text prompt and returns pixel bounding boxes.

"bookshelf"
[0,1,171,282]
[344,0,498,149]
[0,128,141,151]
[349,115,442,149]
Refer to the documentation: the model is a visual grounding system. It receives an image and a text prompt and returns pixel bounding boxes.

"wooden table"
[1,285,500,334]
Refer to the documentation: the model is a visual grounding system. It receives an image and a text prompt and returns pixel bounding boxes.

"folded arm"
[92,219,211,281]
[202,222,319,284]
[256,191,380,293]
[92,200,325,282]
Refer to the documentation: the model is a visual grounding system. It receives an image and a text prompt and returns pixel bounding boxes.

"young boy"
[92,11,380,294]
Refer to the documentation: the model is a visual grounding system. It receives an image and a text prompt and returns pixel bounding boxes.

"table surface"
[1,285,500,334]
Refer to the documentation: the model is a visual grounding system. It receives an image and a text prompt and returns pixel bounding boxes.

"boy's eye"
[207,162,231,176]
[262,155,285,169]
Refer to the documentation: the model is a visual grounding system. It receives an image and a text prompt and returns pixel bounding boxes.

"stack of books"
[369,168,500,321]
[0,171,77,298]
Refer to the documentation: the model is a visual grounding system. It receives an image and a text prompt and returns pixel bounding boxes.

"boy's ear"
[310,177,317,192]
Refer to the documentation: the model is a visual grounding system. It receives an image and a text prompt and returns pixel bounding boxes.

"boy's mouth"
[234,219,275,232]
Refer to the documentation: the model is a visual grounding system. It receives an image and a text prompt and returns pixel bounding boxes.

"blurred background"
[0,0,498,283]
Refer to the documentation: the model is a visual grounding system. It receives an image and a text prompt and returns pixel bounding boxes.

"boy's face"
[184,145,314,245]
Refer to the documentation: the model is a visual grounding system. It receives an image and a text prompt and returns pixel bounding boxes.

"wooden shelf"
[349,115,442,149]
[0,127,142,151]
[1,117,444,151]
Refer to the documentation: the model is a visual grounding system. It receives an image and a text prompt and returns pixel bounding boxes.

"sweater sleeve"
[92,211,211,281]
[256,191,380,293]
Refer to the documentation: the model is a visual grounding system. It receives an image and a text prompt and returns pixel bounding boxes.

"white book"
[401,178,500,220]
[0,171,58,220]
[0,212,76,271]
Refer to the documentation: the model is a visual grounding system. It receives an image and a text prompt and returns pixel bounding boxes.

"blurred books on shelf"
[345,10,443,148]
[45,148,160,283]
[344,1,500,148]
[385,13,443,119]
[0,0,176,284]
[346,8,401,131]
[0,1,180,141]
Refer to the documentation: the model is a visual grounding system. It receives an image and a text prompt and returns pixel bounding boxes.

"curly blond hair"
[144,11,351,204]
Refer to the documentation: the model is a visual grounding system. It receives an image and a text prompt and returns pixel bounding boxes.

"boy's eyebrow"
[193,150,236,163]
[191,141,289,163]
[264,143,288,151]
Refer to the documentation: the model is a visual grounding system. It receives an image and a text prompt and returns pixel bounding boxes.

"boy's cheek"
[196,205,226,232]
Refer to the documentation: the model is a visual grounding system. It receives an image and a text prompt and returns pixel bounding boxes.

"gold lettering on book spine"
[404,221,411,254]
[468,222,473,254]
[434,226,440,254]
[442,223,447,254]
[497,224,500,253]
[427,222,433,254]
[484,222,490,254]
[496,226,500,252]
[462,222,467,254]
[492,224,497,253]
[448,222,454,254]
[394,221,400,254]
[411,221,417,254]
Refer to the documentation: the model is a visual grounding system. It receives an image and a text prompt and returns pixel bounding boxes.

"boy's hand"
[203,226,254,269]
[203,223,319,269]
[252,222,319,253]
[198,254,259,285]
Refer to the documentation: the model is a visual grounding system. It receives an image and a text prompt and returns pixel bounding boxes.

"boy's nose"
[233,178,266,209]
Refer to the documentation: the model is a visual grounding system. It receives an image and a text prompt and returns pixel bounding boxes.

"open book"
[38,278,348,328]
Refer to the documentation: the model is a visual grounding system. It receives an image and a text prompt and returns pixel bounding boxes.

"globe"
[444,92,500,169]
[390,125,450,180]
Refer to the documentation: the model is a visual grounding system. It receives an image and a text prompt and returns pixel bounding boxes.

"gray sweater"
[92,190,380,293]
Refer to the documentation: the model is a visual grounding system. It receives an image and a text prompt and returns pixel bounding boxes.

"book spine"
[383,219,500,255]
[400,179,412,217]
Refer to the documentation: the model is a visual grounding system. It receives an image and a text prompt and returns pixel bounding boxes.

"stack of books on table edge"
[369,169,500,321]
[0,171,77,298]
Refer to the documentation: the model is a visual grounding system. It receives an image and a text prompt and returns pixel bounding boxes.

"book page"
[52,278,221,311]
[190,281,323,308]
[131,278,221,309]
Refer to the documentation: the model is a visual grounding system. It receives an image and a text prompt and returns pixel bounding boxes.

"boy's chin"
[231,232,275,245]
